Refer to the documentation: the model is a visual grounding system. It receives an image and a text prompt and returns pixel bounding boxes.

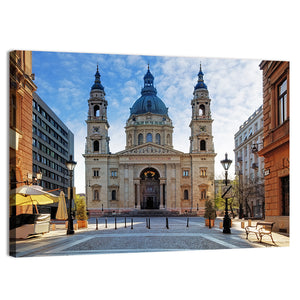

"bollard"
[187,217,189,228]
[248,219,252,227]
[115,217,117,230]
[131,218,133,229]
[219,221,223,229]
[146,218,148,229]
[125,217,127,228]
[52,224,56,231]
[105,218,108,228]
[96,218,98,230]
[166,217,169,229]
[148,218,150,229]
[241,221,245,229]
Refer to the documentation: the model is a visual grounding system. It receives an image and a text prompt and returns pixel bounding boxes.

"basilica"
[83,64,216,216]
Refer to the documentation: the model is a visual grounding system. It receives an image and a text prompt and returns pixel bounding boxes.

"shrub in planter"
[204,200,217,228]
[75,195,88,228]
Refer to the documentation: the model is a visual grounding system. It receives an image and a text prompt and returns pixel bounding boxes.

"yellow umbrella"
[55,191,68,220]
[10,185,59,207]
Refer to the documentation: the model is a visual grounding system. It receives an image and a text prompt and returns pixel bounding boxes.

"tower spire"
[91,65,104,91]
[194,63,207,90]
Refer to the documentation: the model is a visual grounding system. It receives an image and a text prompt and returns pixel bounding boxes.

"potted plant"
[204,199,216,228]
[75,195,88,228]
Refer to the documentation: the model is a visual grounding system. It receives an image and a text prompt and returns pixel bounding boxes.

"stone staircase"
[88,209,201,218]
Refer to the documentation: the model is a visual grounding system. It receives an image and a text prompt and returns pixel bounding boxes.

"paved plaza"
[10,217,290,257]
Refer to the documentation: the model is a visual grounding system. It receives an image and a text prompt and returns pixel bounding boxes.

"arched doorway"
[140,167,160,209]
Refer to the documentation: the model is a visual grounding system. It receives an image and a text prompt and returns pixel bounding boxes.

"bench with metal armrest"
[245,221,275,244]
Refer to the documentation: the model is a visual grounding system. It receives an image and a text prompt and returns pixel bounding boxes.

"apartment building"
[234,105,264,218]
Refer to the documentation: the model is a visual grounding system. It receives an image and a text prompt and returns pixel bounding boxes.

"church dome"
[130,66,168,116]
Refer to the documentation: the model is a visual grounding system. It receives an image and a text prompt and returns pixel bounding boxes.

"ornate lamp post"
[221,153,232,234]
[66,155,77,235]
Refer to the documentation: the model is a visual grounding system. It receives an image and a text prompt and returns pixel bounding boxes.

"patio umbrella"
[9,185,59,208]
[55,191,68,220]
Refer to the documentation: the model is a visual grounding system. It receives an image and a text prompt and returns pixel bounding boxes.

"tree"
[75,194,88,220]
[234,174,265,219]
[204,199,216,228]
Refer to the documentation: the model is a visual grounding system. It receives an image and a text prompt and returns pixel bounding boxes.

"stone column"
[160,183,164,209]
[136,182,141,209]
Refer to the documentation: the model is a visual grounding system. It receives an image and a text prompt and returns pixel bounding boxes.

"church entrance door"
[140,168,160,209]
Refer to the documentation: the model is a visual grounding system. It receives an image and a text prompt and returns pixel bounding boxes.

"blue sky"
[32,51,263,193]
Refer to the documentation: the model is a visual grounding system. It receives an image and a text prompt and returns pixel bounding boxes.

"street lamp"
[66,155,77,235]
[36,170,42,185]
[251,142,263,153]
[221,153,232,234]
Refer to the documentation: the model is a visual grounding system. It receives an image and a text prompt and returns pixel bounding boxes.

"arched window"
[200,140,206,151]
[93,140,99,152]
[199,104,205,116]
[184,189,189,200]
[138,133,143,145]
[112,190,116,200]
[146,133,152,143]
[155,133,161,145]
[94,105,100,117]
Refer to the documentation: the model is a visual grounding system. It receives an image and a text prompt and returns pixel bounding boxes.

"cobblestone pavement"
[10,217,290,257]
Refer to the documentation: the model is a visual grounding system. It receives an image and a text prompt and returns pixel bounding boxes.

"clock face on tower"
[199,125,206,132]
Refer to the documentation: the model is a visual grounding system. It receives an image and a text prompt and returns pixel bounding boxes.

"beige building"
[83,65,216,216]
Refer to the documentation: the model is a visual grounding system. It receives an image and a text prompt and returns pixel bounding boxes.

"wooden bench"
[245,221,275,244]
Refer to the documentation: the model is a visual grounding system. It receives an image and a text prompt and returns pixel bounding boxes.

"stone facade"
[258,61,289,233]
[84,65,216,216]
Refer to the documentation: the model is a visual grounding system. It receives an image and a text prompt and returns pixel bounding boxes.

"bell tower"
[85,65,110,154]
[189,64,214,154]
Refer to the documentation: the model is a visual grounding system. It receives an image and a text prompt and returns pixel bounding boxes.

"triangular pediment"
[115,142,184,156]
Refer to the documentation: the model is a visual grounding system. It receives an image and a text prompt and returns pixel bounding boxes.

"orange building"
[9,51,37,214]
[259,61,289,233]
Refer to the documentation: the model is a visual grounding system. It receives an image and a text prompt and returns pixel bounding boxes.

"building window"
[93,169,99,177]
[94,190,99,201]
[183,170,189,177]
[200,140,206,151]
[111,170,118,178]
[146,133,152,143]
[200,168,207,177]
[184,189,189,200]
[138,133,143,145]
[281,175,289,216]
[278,78,288,125]
[201,189,206,200]
[93,140,99,152]
[155,133,161,145]
[112,190,117,200]
[249,127,253,137]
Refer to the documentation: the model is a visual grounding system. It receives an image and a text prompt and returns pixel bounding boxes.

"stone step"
[88,209,204,218]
